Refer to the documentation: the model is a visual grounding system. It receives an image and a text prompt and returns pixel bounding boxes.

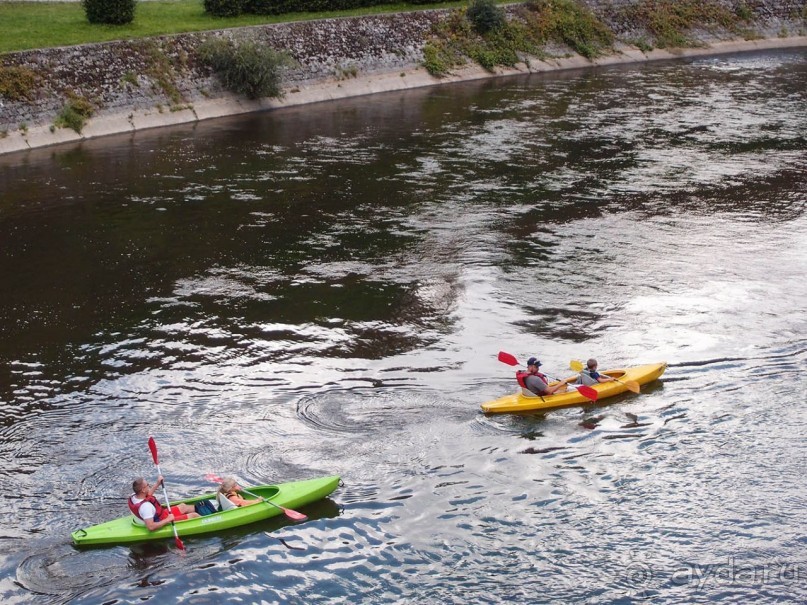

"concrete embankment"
[0,1,805,156]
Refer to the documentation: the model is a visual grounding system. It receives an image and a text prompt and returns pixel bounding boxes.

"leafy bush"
[423,41,464,77]
[424,0,616,76]
[204,0,245,18]
[467,0,506,34]
[204,0,388,17]
[621,0,738,48]
[54,93,94,133]
[525,0,613,58]
[242,0,285,15]
[735,3,753,21]
[198,37,294,99]
[82,0,136,25]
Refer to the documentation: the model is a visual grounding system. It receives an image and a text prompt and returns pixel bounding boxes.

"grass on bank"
[0,0,467,54]
[423,0,614,77]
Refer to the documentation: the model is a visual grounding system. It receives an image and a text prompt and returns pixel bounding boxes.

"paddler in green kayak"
[216,477,262,510]
[129,476,200,531]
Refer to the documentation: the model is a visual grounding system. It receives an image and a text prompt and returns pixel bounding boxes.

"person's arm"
[229,493,261,507]
[146,476,164,498]
[546,377,573,395]
[139,500,175,531]
[144,513,175,531]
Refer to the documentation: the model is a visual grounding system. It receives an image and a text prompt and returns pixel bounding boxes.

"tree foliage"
[83,0,136,25]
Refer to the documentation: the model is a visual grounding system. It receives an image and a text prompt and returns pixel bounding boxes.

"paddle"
[147,436,185,551]
[497,351,520,367]
[204,474,308,522]
[497,351,548,403]
[497,351,598,401]
[570,359,640,394]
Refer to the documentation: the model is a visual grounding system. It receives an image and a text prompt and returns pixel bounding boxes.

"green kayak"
[71,475,340,547]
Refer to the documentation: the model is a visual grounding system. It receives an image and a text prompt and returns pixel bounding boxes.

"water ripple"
[0,48,805,605]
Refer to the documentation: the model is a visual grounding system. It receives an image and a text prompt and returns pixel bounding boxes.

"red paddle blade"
[175,536,186,550]
[147,436,159,465]
[497,351,519,366]
[576,385,599,401]
[205,473,223,483]
[283,507,308,522]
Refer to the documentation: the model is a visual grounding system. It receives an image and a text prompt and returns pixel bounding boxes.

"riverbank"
[1,1,805,157]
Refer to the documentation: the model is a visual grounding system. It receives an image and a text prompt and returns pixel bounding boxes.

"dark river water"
[0,48,805,604]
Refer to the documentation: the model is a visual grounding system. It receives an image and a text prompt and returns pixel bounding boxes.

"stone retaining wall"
[0,1,805,155]
[0,11,444,130]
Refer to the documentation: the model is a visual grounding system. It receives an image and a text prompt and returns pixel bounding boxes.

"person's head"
[219,477,239,493]
[527,357,542,372]
[586,358,598,370]
[132,477,147,494]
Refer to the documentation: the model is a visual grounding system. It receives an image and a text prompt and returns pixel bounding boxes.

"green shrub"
[243,0,286,15]
[467,0,506,34]
[82,0,136,25]
[526,0,613,58]
[335,64,359,80]
[735,3,753,21]
[423,41,464,77]
[622,0,738,48]
[0,66,39,101]
[422,0,617,75]
[198,37,293,99]
[121,71,139,88]
[54,93,94,133]
[139,41,184,105]
[204,0,245,18]
[206,0,390,17]
[424,6,540,76]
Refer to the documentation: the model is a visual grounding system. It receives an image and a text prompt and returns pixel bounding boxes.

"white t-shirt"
[130,495,158,520]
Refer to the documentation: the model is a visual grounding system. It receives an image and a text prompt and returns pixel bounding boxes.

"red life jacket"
[516,371,530,389]
[128,494,166,521]
[516,371,548,392]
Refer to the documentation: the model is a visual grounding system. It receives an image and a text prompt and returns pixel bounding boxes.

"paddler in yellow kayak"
[519,357,576,396]
[575,359,616,386]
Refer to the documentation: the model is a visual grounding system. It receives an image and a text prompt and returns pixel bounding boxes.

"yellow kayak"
[481,363,667,414]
